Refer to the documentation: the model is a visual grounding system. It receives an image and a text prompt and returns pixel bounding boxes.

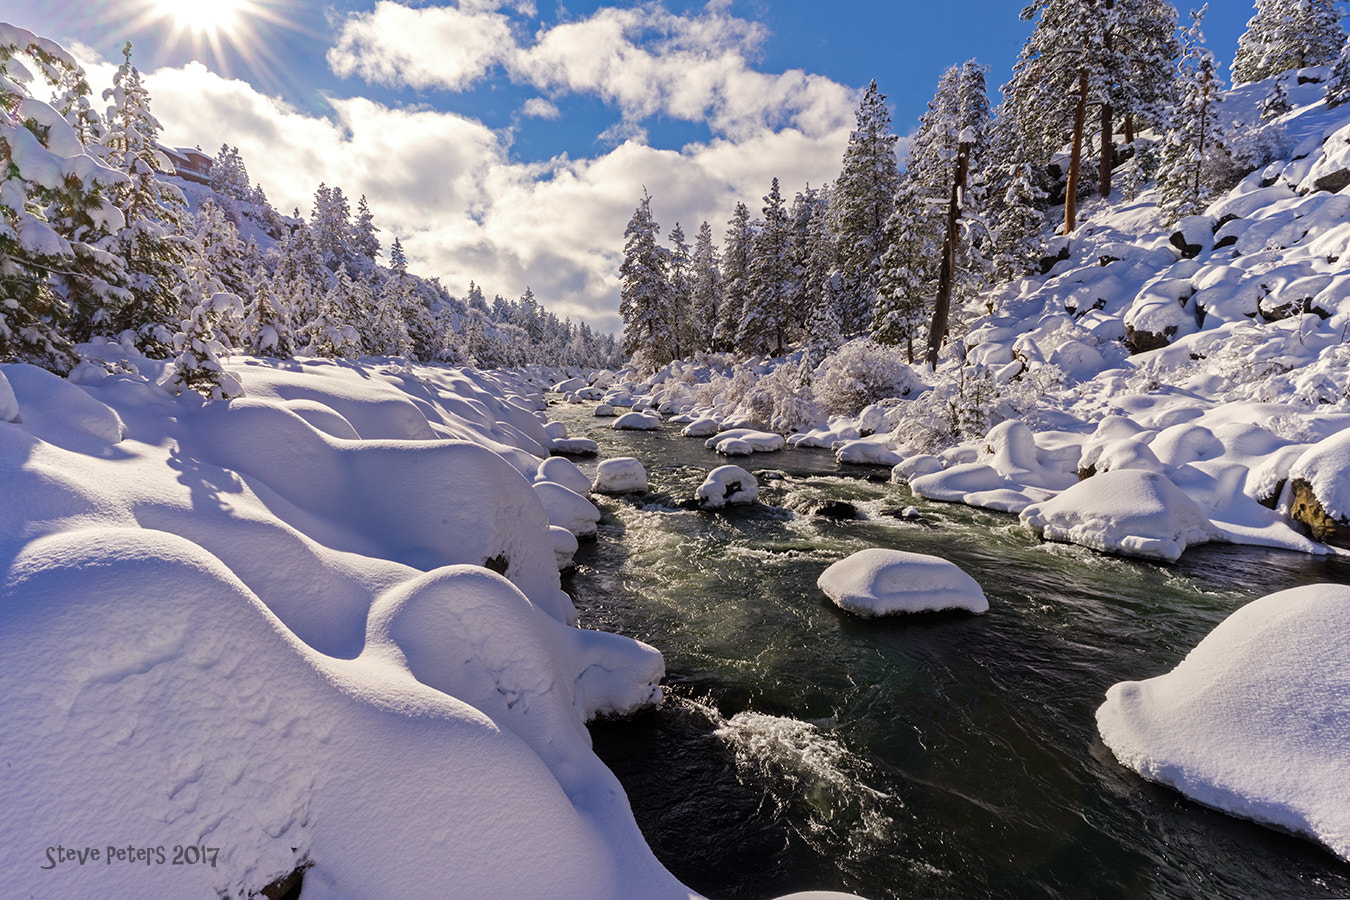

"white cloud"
[326,1,858,140]
[520,97,560,120]
[326,1,516,92]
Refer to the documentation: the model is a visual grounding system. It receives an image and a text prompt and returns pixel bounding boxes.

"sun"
[152,0,248,37]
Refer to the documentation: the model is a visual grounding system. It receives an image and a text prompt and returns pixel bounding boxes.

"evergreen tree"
[1262,75,1292,119]
[353,195,380,269]
[1329,37,1350,107]
[618,191,677,366]
[740,178,792,356]
[272,222,329,336]
[1233,0,1345,84]
[210,144,252,202]
[100,42,189,355]
[716,201,755,351]
[786,185,828,333]
[832,80,900,336]
[689,221,722,354]
[310,183,355,275]
[667,222,694,356]
[0,24,126,371]
[1159,7,1227,220]
[243,273,295,359]
[167,291,243,399]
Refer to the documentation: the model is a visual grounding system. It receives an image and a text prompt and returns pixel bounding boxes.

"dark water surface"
[552,404,1350,900]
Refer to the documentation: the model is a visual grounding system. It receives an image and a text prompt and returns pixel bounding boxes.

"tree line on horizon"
[619,0,1350,373]
[0,30,622,398]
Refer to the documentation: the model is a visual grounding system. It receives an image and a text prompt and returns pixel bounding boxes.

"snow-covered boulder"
[714,438,754,456]
[1097,583,1350,862]
[835,437,903,466]
[817,548,988,616]
[550,436,599,456]
[681,416,721,437]
[1020,469,1220,561]
[908,462,1008,503]
[695,465,758,509]
[612,411,660,431]
[549,525,579,569]
[532,481,602,539]
[594,403,617,417]
[552,376,588,394]
[787,422,861,449]
[704,428,785,454]
[593,457,648,494]
[535,456,593,495]
[891,454,944,483]
[1287,427,1350,547]
[543,420,569,440]
[979,420,1077,491]
[1169,214,1214,258]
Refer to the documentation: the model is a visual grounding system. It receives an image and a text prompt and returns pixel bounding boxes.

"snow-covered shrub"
[739,360,825,434]
[1226,121,1291,180]
[892,363,1065,453]
[813,338,922,416]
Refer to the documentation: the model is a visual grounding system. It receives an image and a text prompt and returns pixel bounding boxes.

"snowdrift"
[0,356,690,900]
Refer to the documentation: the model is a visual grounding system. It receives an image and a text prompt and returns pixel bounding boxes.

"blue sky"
[8,1,1260,331]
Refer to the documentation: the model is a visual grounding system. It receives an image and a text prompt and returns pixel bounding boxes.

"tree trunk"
[1064,66,1090,235]
[1099,0,1115,199]
[925,140,972,369]
[1124,112,1135,147]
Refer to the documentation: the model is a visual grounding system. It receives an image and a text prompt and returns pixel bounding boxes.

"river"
[548,402,1350,900]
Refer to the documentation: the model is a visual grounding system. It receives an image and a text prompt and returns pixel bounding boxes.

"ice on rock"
[536,456,593,495]
[696,465,758,509]
[1097,584,1350,862]
[533,481,602,539]
[1021,469,1221,561]
[612,411,660,430]
[817,548,988,616]
[594,457,648,494]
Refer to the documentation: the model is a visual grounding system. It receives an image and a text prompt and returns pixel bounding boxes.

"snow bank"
[695,465,759,509]
[817,548,988,616]
[536,455,594,495]
[835,436,904,466]
[1021,469,1221,562]
[533,481,602,539]
[0,356,691,900]
[1097,584,1350,862]
[594,457,649,494]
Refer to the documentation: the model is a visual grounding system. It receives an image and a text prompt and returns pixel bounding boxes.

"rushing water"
[551,403,1350,900]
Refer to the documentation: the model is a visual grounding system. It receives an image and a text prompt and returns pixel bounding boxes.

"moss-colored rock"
[1290,478,1350,547]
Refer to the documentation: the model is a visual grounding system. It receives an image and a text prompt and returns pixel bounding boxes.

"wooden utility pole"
[925,137,973,369]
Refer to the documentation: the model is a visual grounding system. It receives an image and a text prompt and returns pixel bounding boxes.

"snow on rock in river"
[0,356,694,900]
[1021,469,1222,562]
[817,548,988,616]
[1097,584,1350,862]
[696,465,759,509]
[613,410,661,430]
[594,456,649,494]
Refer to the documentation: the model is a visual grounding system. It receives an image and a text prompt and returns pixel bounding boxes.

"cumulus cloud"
[132,61,850,334]
[327,0,857,140]
[520,97,560,119]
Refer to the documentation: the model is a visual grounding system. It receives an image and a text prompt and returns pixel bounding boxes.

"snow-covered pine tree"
[303,267,362,358]
[740,177,792,356]
[689,221,722,354]
[210,144,252,202]
[618,191,677,367]
[1232,0,1345,84]
[832,80,900,336]
[1262,75,1292,119]
[167,290,243,399]
[715,201,755,352]
[243,269,295,359]
[353,195,380,271]
[100,42,190,356]
[1159,7,1227,221]
[667,222,694,356]
[271,221,329,335]
[786,185,824,333]
[310,183,355,275]
[1330,37,1350,108]
[0,24,127,371]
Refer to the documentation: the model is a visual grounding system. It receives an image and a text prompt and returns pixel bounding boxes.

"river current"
[550,403,1350,900]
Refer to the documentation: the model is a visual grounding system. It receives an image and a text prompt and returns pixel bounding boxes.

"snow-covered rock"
[695,465,758,509]
[535,455,593,495]
[835,436,903,466]
[549,525,580,569]
[681,416,721,437]
[612,411,660,431]
[817,548,988,616]
[593,457,648,494]
[594,403,617,417]
[0,369,18,422]
[543,420,569,440]
[705,428,785,454]
[550,436,600,456]
[891,454,944,483]
[1097,583,1350,862]
[1287,427,1350,546]
[533,481,602,539]
[1021,469,1221,561]
[787,422,861,448]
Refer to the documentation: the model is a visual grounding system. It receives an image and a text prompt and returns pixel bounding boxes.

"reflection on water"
[556,403,1350,900]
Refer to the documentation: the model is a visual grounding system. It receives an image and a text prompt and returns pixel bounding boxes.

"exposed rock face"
[1289,478,1350,547]
[1125,324,1176,353]
[813,500,858,519]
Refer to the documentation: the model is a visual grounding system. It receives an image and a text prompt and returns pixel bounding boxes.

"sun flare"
[152,0,247,36]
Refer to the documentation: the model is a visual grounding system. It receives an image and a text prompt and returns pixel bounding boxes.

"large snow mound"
[817,548,988,616]
[0,355,693,900]
[1097,584,1350,861]
[1021,469,1221,562]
